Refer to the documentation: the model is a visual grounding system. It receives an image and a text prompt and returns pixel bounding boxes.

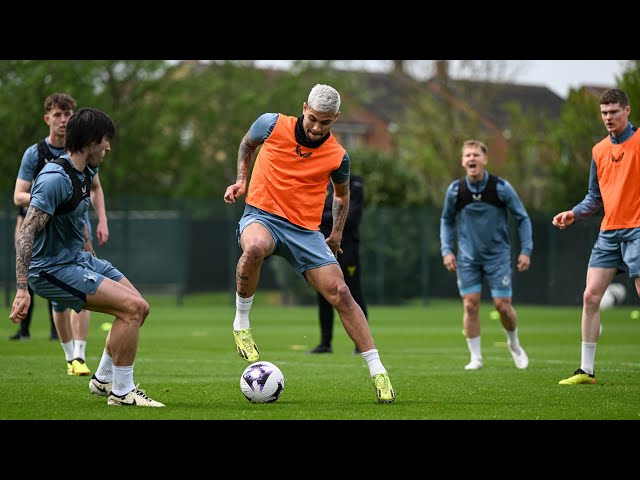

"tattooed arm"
[223,132,260,204]
[9,206,50,323]
[325,179,350,257]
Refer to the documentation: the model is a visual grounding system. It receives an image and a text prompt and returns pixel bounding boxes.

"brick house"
[331,61,565,166]
[176,60,566,166]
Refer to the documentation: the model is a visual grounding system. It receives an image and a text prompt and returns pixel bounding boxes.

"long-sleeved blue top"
[440,171,533,263]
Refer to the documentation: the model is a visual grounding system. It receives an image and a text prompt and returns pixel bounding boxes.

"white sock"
[361,349,386,376]
[580,342,597,375]
[504,328,521,352]
[73,340,87,361]
[112,364,135,397]
[466,336,482,361]
[95,349,113,383]
[233,293,254,330]
[61,340,75,362]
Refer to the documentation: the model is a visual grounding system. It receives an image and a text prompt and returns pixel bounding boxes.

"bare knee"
[138,297,150,326]
[323,282,352,309]
[493,298,511,316]
[335,282,353,308]
[583,288,602,310]
[122,296,149,327]
[241,238,271,264]
[463,298,480,317]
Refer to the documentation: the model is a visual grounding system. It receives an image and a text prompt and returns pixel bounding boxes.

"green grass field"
[1,293,639,420]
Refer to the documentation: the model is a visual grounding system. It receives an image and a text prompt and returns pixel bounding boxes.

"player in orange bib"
[553,88,640,385]
[224,84,394,403]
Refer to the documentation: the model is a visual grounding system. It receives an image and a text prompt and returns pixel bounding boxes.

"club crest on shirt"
[295,145,312,160]
[611,152,624,163]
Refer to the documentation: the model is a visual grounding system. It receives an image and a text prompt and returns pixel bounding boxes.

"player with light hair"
[440,139,532,371]
[224,83,395,403]
[307,83,341,115]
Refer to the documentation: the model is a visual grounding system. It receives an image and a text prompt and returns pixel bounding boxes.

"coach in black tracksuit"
[308,175,368,354]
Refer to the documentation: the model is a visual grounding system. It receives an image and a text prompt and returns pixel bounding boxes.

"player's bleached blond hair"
[307,84,341,114]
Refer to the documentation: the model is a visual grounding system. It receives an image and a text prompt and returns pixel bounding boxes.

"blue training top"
[18,137,96,241]
[28,154,95,273]
[440,171,533,264]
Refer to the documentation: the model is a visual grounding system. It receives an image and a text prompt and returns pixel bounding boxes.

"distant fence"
[1,192,635,307]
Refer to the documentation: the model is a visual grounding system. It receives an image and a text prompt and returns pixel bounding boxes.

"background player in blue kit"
[440,139,532,371]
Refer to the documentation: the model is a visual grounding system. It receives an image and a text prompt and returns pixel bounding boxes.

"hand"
[552,210,575,230]
[224,183,246,204]
[517,254,531,272]
[443,253,457,272]
[9,288,31,324]
[96,221,109,246]
[326,237,343,258]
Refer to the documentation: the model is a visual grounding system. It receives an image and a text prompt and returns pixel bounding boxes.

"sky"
[252,60,629,99]
[506,60,627,98]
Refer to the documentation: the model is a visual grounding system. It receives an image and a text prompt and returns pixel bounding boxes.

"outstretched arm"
[552,210,576,230]
[554,158,602,229]
[224,132,260,204]
[10,206,50,322]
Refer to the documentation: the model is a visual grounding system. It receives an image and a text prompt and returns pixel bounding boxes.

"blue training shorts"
[589,233,640,278]
[456,256,513,298]
[237,205,338,278]
[29,250,124,313]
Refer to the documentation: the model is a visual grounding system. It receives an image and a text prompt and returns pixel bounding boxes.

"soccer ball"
[600,283,627,310]
[240,361,285,403]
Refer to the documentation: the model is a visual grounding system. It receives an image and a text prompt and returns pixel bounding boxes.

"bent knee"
[329,282,353,308]
[138,297,150,319]
[241,237,273,260]
[137,297,150,325]
[122,296,149,326]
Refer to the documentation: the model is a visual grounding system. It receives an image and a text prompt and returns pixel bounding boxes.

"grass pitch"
[1,293,639,420]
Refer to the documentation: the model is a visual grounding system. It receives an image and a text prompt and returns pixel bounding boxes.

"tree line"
[1,60,638,214]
